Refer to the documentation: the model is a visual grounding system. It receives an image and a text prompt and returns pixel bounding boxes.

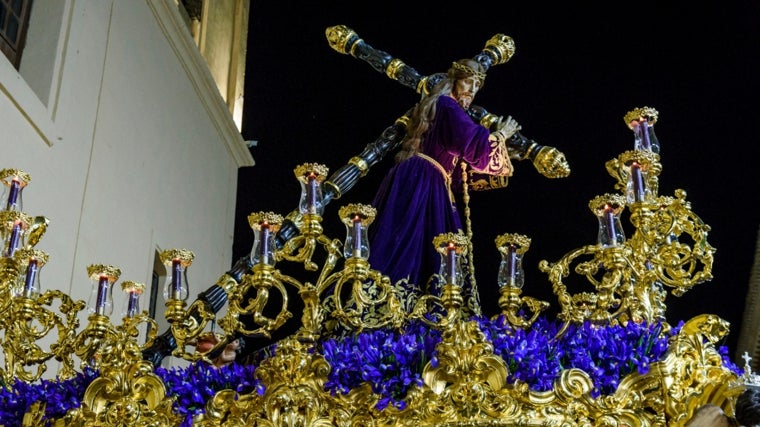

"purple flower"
[155,361,262,425]
[0,316,729,424]
[0,367,98,427]
[320,319,439,410]
[719,345,744,376]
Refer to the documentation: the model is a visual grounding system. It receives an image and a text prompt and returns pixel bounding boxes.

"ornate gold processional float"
[0,26,752,426]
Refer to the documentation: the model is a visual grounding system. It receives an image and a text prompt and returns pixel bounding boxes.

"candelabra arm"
[141,256,249,366]
[0,289,86,382]
[73,313,117,371]
[320,258,404,337]
[498,287,550,329]
[168,298,216,362]
[648,190,715,296]
[539,245,606,325]
[220,264,294,340]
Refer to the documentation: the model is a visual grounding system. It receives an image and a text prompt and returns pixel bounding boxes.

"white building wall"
[0,0,252,368]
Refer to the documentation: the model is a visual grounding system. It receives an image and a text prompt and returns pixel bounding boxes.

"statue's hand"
[495,115,522,140]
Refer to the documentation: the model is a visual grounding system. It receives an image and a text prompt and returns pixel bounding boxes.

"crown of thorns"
[450,62,486,80]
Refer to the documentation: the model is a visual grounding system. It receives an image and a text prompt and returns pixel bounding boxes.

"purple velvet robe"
[368,95,496,291]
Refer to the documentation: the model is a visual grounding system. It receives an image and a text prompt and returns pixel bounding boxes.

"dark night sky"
[235,2,760,356]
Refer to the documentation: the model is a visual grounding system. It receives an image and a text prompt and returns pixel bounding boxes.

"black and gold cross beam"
[325,24,516,95]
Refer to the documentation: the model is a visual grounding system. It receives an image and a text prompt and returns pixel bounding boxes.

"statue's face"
[452,76,482,109]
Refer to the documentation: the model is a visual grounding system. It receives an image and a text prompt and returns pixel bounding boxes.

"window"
[0,0,33,68]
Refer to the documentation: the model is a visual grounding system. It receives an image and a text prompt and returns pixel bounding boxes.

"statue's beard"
[456,93,473,109]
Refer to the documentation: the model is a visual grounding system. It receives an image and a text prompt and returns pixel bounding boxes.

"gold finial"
[0,169,31,187]
[495,233,531,255]
[294,163,329,182]
[120,280,145,293]
[159,249,195,267]
[589,193,626,215]
[433,231,470,256]
[248,212,284,231]
[338,203,376,227]
[483,34,516,65]
[86,264,122,282]
[624,106,659,129]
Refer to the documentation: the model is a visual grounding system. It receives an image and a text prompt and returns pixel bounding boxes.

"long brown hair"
[395,59,486,162]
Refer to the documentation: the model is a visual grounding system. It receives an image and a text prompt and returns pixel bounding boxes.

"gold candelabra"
[2,107,747,426]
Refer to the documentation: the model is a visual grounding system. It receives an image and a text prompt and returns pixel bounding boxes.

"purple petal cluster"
[322,316,681,404]
[320,320,440,410]
[719,345,744,376]
[155,361,263,427]
[549,319,671,396]
[0,317,744,425]
[479,316,675,396]
[0,368,99,427]
[477,315,562,390]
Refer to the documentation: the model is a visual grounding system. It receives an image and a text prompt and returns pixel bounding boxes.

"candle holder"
[86,264,121,317]
[624,106,660,153]
[494,233,548,328]
[606,149,662,205]
[423,232,468,321]
[590,194,626,248]
[296,163,328,217]
[161,249,193,303]
[0,170,89,382]
[496,233,530,289]
[157,248,219,362]
[159,249,220,361]
[339,203,374,260]
[0,168,30,212]
[318,203,400,337]
[282,163,330,271]
[220,212,293,345]
[1,210,31,258]
[14,248,48,299]
[249,212,282,267]
[0,254,86,382]
[435,232,467,287]
[161,249,194,328]
[77,264,123,369]
[121,280,145,319]
[217,211,292,345]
